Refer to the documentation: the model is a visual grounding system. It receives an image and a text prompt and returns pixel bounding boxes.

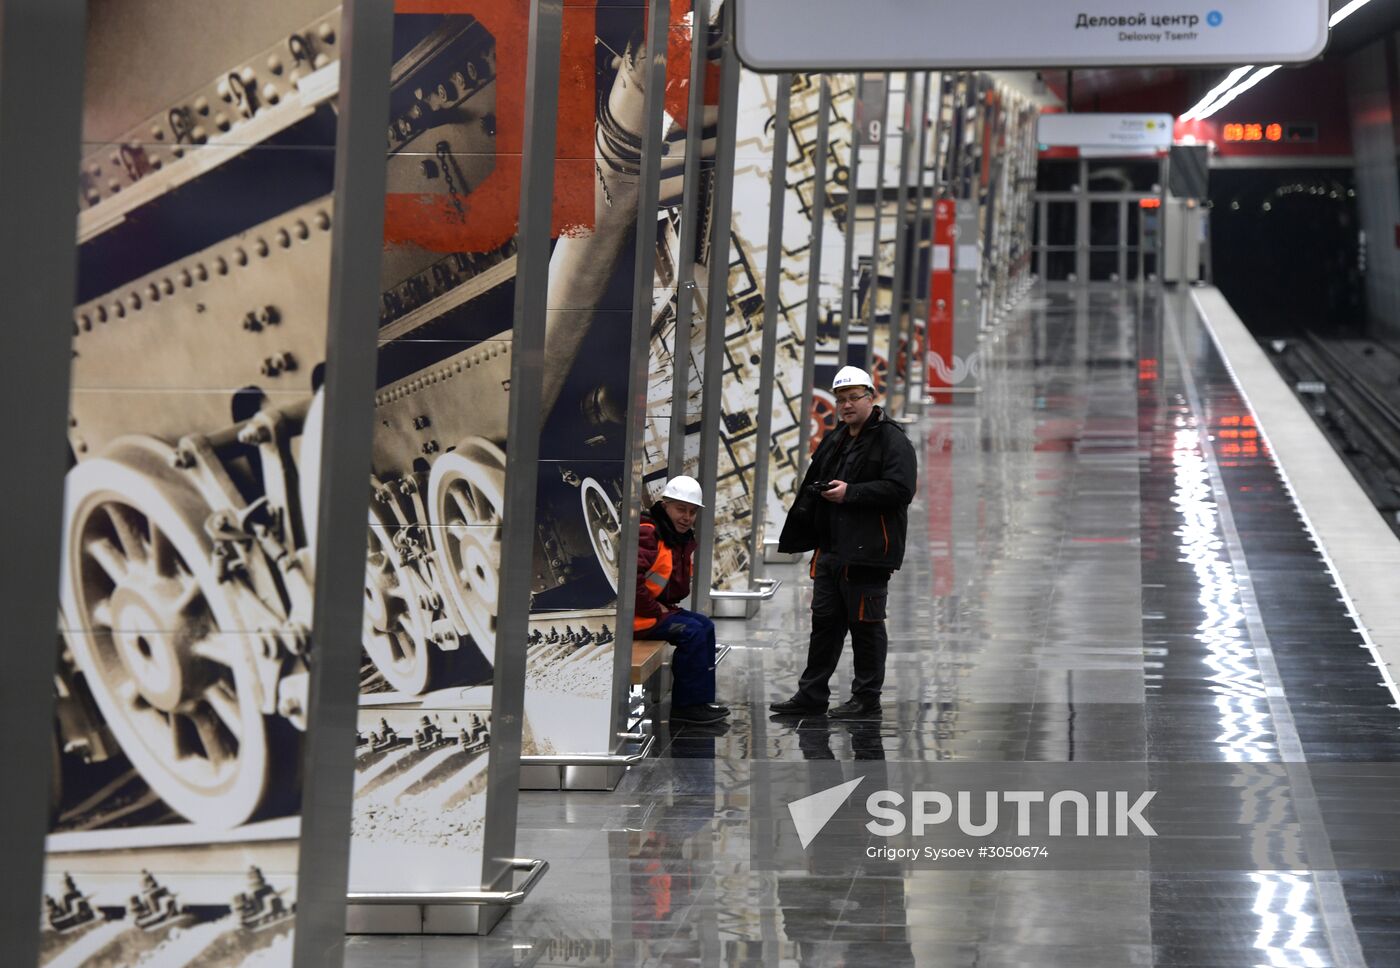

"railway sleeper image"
[41,867,296,959]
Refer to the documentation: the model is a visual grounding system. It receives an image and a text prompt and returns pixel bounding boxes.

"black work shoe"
[704,703,731,717]
[827,698,882,720]
[670,704,728,725]
[768,697,827,715]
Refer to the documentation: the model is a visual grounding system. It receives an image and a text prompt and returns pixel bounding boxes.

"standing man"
[635,476,730,726]
[771,366,917,718]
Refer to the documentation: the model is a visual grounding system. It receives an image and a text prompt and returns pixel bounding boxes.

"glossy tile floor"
[346,289,1400,967]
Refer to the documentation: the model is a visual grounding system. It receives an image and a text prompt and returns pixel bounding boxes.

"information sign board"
[1037,113,1175,148]
[735,0,1328,71]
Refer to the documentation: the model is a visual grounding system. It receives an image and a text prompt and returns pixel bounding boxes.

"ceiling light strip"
[1197,64,1283,120]
[1180,64,1255,122]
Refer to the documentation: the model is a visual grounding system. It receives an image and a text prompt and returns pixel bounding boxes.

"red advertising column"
[926,198,956,405]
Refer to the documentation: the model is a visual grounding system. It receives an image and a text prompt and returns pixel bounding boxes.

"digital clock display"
[1220,122,1318,144]
[1223,122,1283,142]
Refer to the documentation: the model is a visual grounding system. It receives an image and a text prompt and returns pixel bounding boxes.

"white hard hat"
[661,475,705,507]
[832,365,874,392]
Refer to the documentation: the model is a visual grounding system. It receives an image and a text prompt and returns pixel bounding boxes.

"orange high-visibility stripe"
[635,528,675,631]
[643,542,673,596]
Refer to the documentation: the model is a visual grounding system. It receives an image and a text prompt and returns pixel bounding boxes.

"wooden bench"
[629,641,732,687]
[628,640,733,730]
[630,641,666,686]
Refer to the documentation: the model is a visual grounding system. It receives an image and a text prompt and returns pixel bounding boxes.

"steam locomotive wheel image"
[59,438,272,827]
[580,477,622,593]
[428,438,505,664]
[363,492,438,695]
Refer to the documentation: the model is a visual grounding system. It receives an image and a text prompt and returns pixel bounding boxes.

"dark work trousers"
[796,554,889,705]
[643,608,717,707]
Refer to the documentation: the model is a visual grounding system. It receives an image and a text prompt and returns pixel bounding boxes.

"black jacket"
[777,406,917,569]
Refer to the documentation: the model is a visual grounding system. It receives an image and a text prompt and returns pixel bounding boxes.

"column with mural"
[41,2,365,964]
[344,0,690,865]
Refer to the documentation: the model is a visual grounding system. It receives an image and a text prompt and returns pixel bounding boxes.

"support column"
[885,72,914,419]
[291,0,394,959]
[447,0,561,926]
[902,72,932,417]
[0,3,85,963]
[605,0,674,783]
[667,0,712,478]
[865,74,892,385]
[836,75,864,370]
[950,197,982,404]
[795,76,831,477]
[345,0,562,934]
[749,78,792,573]
[691,2,742,617]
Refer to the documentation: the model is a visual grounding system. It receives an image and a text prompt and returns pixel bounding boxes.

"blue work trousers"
[643,608,717,707]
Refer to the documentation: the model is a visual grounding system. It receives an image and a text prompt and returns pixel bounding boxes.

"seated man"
[634,476,729,726]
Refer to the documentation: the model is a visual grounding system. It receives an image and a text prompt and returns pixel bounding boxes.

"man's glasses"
[835,390,870,404]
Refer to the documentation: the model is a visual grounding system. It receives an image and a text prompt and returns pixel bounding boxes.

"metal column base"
[346,900,509,936]
[763,537,801,565]
[518,761,627,791]
[346,858,548,936]
[710,578,782,619]
[921,386,982,408]
[516,732,655,790]
[712,596,760,619]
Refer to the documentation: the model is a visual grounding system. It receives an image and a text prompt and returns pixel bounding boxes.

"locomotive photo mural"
[347,0,686,887]
[42,1,349,965]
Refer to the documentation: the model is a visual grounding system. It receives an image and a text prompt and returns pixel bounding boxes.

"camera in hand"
[806,480,838,495]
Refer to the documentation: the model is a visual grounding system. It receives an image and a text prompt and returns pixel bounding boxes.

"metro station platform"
[347,287,1400,968]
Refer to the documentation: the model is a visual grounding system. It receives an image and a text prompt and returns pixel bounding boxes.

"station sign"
[735,0,1329,71]
[1037,113,1175,149]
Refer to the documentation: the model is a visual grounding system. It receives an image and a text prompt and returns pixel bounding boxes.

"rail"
[518,731,655,767]
[347,857,548,907]
[709,578,782,601]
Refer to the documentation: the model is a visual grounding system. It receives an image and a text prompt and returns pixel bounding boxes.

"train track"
[1267,334,1400,537]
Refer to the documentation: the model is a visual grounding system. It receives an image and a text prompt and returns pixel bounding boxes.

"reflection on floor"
[345,288,1400,967]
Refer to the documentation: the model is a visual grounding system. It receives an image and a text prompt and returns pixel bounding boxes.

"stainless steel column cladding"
[886,71,914,418]
[746,76,792,583]
[667,0,711,477]
[478,0,564,923]
[796,76,831,477]
[865,74,892,378]
[0,2,85,963]
[692,2,741,616]
[837,75,863,370]
[901,71,933,415]
[611,0,673,769]
[291,1,394,961]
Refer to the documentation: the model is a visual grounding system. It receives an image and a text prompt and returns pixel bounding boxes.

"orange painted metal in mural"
[386,0,596,252]
[664,0,720,129]
[925,198,956,404]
